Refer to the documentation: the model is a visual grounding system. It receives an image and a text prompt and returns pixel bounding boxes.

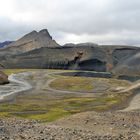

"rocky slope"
[0,110,140,140]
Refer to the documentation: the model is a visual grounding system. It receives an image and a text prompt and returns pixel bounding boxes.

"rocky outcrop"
[0,71,9,84]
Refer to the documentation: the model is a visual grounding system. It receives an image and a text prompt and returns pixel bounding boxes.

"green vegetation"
[0,94,129,122]
[50,77,94,92]
[50,76,131,92]
[4,69,32,75]
[0,69,132,122]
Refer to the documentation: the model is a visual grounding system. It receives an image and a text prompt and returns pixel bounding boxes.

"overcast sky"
[0,0,140,45]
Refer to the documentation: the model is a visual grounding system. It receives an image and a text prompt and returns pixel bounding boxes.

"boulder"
[0,71,9,84]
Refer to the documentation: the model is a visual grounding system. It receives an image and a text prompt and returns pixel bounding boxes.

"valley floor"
[0,69,140,139]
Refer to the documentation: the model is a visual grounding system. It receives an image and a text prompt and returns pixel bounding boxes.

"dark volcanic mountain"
[0,29,140,76]
[0,41,13,48]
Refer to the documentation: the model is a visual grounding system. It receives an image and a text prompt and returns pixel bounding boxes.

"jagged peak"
[30,30,38,34]
[1,29,60,53]
[13,29,52,41]
[27,30,37,35]
[38,29,52,39]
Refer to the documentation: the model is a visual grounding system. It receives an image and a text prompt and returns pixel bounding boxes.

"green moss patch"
[50,76,130,93]
[50,77,94,92]
[0,95,126,122]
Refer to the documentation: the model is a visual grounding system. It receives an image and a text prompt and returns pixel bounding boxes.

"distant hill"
[0,41,13,48]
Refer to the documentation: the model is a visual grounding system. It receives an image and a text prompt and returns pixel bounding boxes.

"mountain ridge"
[0,29,60,55]
[0,29,140,76]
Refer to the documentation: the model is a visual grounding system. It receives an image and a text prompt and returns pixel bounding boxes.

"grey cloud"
[0,0,140,46]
